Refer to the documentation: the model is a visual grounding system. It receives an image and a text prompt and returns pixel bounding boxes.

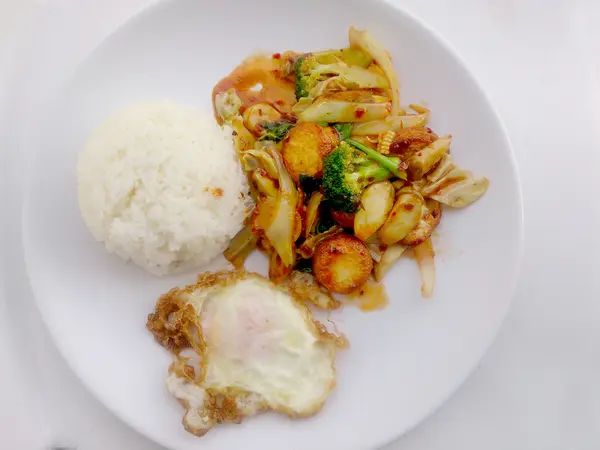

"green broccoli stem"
[346,138,407,179]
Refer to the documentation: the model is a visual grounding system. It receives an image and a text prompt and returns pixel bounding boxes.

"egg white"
[151,272,347,436]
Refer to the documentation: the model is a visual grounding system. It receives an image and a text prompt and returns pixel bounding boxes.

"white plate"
[21,0,523,449]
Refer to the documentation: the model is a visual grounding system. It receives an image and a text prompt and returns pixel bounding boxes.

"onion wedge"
[374,243,407,282]
[414,238,435,298]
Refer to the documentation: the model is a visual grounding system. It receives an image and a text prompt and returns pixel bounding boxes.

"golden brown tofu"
[313,234,373,294]
[282,122,339,182]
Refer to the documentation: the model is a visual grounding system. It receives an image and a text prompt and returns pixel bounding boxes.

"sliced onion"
[264,148,298,267]
[414,238,435,298]
[349,27,401,115]
[374,243,407,282]
[422,165,489,208]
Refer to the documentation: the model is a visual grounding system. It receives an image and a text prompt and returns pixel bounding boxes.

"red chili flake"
[275,100,285,106]
[258,109,263,116]
[418,152,422,156]
[359,290,365,295]
[367,176,375,182]
[355,108,365,119]
[391,211,397,216]
[403,203,414,211]
[273,52,281,59]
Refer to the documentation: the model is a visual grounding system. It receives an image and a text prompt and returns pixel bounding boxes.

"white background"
[1,0,599,449]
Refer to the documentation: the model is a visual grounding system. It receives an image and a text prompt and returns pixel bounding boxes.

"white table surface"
[1,0,599,449]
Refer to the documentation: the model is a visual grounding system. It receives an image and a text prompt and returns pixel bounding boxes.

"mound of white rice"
[77,100,250,275]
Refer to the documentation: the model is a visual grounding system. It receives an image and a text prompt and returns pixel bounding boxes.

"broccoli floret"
[323,141,399,213]
[294,54,388,100]
[258,121,294,142]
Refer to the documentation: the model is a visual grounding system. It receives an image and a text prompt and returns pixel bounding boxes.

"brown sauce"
[347,279,389,312]
[212,55,297,123]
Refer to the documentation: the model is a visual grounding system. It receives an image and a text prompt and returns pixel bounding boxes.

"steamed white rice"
[77,100,249,275]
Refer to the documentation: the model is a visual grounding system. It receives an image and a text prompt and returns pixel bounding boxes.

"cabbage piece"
[263,148,298,267]
[349,27,401,115]
[214,88,242,123]
[422,154,489,207]
[241,149,279,179]
[299,91,391,123]
[291,97,314,115]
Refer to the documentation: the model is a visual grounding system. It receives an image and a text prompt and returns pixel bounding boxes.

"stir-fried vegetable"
[323,141,398,213]
[311,48,373,67]
[269,251,293,284]
[330,210,355,228]
[263,148,298,267]
[346,138,406,178]
[349,27,401,115]
[354,180,395,241]
[295,55,389,99]
[333,122,353,140]
[230,116,255,151]
[299,91,391,123]
[374,244,407,282]
[214,88,243,123]
[298,225,343,259]
[406,136,451,181]
[243,103,282,136]
[251,170,278,198]
[414,238,435,297]
[400,198,442,247]
[313,234,373,294]
[282,122,339,182]
[351,114,429,135]
[241,148,279,179]
[258,121,295,142]
[214,26,489,302]
[223,224,257,269]
[422,154,490,207]
[287,271,341,310]
[389,127,438,157]
[379,187,424,245]
[305,191,324,238]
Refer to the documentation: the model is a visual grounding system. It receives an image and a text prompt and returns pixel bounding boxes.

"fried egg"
[147,271,347,436]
